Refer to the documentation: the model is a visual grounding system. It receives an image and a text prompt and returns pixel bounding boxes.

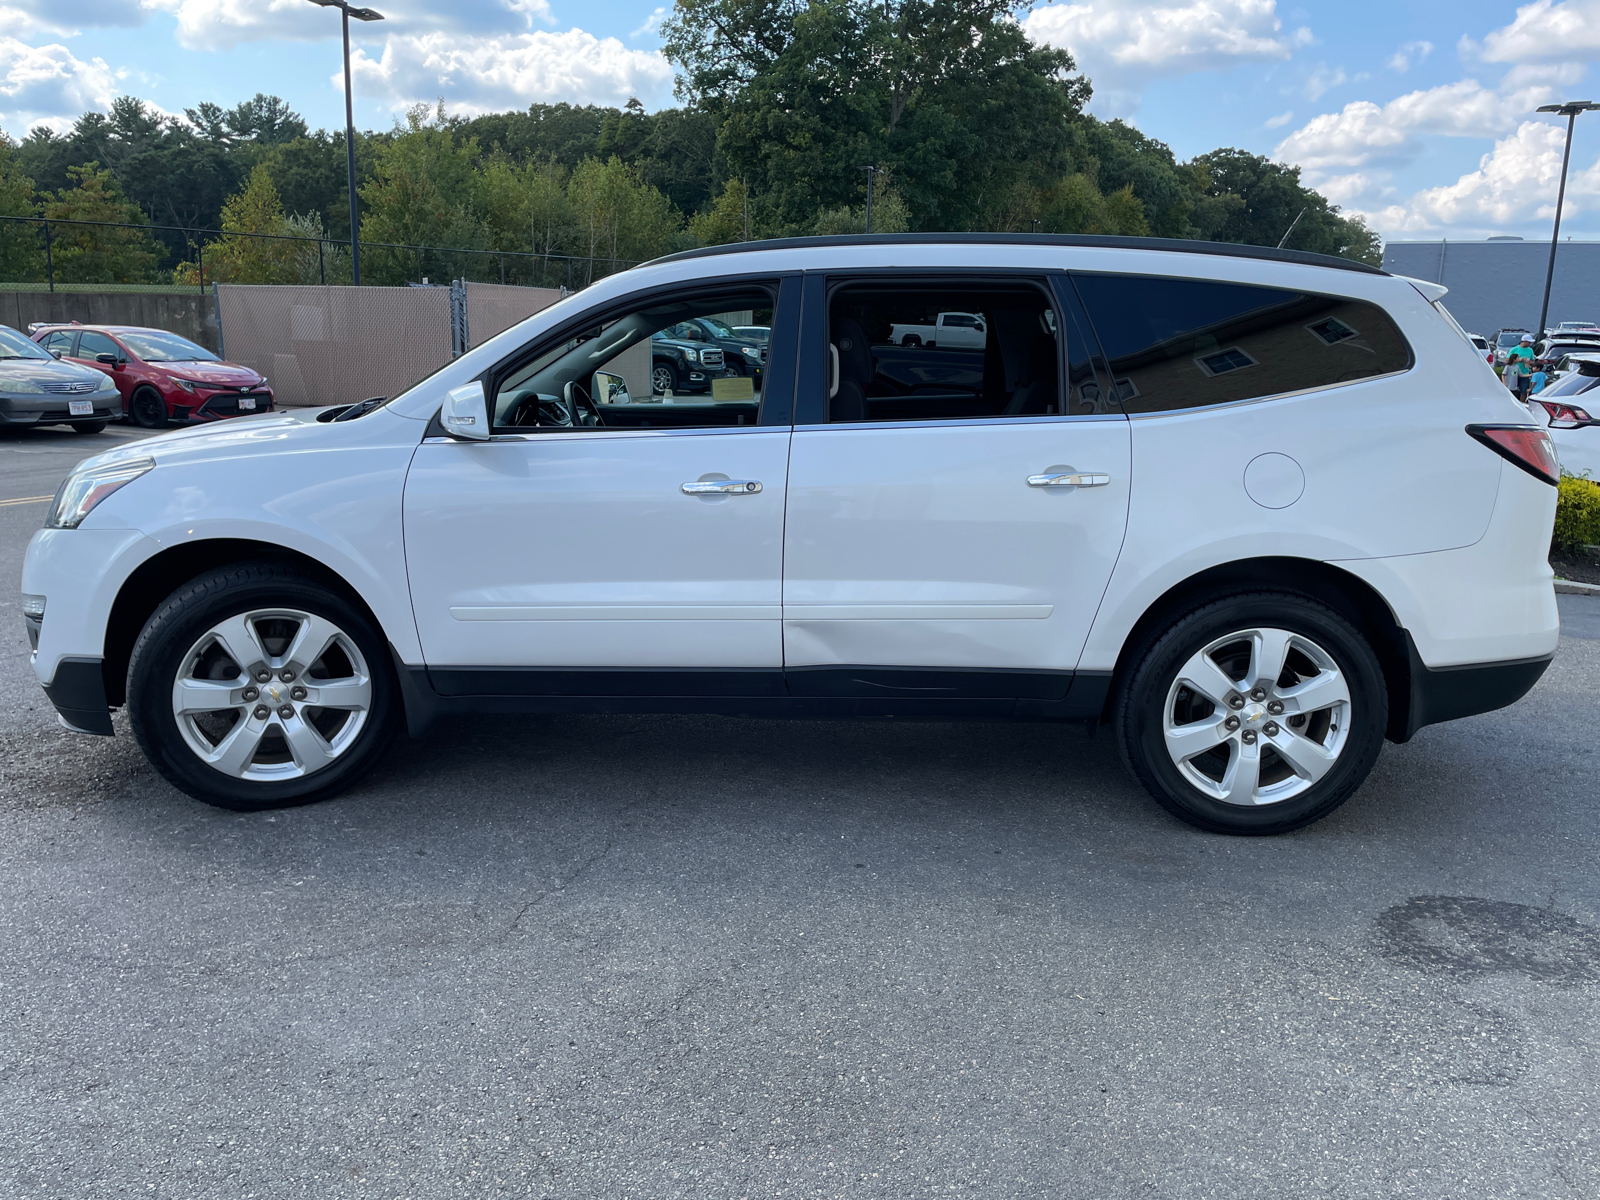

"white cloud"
[0,36,119,135]
[349,30,674,115]
[1023,0,1297,113]
[1274,79,1559,173]
[1482,0,1600,64]
[631,6,667,39]
[144,0,565,51]
[1302,64,1347,101]
[0,0,147,37]
[1265,109,1293,128]
[1386,40,1433,72]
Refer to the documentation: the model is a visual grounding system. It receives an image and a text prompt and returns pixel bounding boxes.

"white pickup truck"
[888,311,987,349]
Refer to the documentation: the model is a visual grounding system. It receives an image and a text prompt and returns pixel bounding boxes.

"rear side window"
[1073,274,1412,414]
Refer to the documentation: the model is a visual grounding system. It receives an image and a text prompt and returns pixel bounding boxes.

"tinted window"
[76,331,121,359]
[826,281,1071,422]
[1075,274,1412,414]
[1542,371,1600,399]
[39,330,75,355]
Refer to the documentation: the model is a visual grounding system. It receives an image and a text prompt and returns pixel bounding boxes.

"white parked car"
[888,311,987,349]
[21,235,1560,834]
[1530,356,1600,478]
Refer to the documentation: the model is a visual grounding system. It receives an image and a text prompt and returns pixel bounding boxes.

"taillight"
[1537,400,1593,429]
[1466,424,1561,485]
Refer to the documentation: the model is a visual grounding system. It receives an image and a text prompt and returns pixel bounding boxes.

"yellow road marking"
[0,495,52,507]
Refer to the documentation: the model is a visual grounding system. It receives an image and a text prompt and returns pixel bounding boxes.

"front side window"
[76,331,121,360]
[1073,273,1413,415]
[490,286,776,432]
[825,279,1077,422]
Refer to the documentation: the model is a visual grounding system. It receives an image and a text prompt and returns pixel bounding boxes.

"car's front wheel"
[1115,592,1387,834]
[127,564,398,810]
[652,362,679,395]
[129,387,166,428]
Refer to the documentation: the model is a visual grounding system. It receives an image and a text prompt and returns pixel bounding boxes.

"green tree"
[41,163,163,283]
[359,104,490,284]
[1190,148,1381,265]
[689,177,753,244]
[566,156,679,281]
[176,164,302,284]
[0,133,42,282]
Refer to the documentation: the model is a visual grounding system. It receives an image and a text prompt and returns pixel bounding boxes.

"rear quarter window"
[1073,273,1413,415]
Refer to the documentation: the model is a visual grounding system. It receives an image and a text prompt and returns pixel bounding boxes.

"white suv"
[21,236,1560,834]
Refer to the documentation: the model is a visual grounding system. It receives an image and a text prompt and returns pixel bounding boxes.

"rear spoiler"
[1398,275,1449,303]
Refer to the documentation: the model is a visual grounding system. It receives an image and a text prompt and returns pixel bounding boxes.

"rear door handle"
[1027,472,1110,488]
[682,480,763,495]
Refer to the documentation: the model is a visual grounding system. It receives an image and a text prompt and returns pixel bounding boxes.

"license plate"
[68,400,93,416]
[238,396,256,411]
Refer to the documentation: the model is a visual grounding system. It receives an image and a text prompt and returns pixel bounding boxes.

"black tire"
[127,563,399,811]
[71,421,108,435]
[901,335,922,347]
[129,387,167,428]
[1114,592,1387,835]
[651,361,679,395]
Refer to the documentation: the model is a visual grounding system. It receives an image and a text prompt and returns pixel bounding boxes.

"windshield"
[1498,332,1527,347]
[699,317,737,339]
[0,325,51,361]
[117,330,219,363]
[1542,371,1600,398]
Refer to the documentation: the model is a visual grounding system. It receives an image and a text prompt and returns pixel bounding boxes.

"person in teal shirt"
[1506,335,1536,401]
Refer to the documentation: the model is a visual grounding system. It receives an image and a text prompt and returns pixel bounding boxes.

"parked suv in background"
[22,234,1558,835]
[675,316,768,384]
[650,323,730,394]
[32,324,273,428]
[0,324,121,433]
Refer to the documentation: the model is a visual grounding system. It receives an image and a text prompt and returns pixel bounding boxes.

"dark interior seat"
[829,317,874,422]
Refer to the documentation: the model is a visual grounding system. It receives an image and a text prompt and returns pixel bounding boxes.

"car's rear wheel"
[70,421,108,434]
[1115,592,1387,835]
[652,362,678,395]
[127,564,398,810]
[129,387,166,428]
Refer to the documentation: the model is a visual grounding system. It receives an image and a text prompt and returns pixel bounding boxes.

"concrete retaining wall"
[0,290,220,352]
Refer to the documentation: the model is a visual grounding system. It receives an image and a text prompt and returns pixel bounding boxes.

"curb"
[1554,579,1600,595]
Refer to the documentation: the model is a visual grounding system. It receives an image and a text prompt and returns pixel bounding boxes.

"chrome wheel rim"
[1162,627,1351,807]
[171,608,372,781]
[651,366,673,394]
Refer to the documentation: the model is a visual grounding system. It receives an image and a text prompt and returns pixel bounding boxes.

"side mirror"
[441,381,489,441]
[96,353,118,365]
[593,370,630,405]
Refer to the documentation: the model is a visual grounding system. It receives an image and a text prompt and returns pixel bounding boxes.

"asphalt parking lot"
[3,422,1599,1199]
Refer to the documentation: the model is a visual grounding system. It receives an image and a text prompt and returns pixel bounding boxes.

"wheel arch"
[102,538,387,708]
[1100,556,1416,742]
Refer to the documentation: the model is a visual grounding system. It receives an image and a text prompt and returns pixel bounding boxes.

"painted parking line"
[0,495,53,507]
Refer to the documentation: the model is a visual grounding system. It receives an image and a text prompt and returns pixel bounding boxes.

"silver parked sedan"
[0,324,122,434]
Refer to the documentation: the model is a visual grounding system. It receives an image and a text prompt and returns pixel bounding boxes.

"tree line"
[0,0,1380,289]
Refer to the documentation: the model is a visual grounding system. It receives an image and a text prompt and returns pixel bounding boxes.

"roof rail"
[646,232,1386,275]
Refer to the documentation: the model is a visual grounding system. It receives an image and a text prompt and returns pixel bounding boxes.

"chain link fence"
[216,280,562,408]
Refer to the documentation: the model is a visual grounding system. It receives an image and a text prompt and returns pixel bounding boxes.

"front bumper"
[42,657,113,736]
[0,394,121,425]
[174,392,275,423]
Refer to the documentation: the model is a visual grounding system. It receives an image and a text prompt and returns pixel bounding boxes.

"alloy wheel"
[1161,626,1351,807]
[170,608,372,781]
[651,365,675,394]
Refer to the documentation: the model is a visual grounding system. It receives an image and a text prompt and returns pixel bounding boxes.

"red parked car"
[30,323,273,428]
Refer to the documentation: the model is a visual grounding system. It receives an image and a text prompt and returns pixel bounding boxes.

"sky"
[3,1,1600,243]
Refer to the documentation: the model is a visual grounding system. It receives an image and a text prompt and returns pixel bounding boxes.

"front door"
[781,272,1130,698]
[403,278,798,696]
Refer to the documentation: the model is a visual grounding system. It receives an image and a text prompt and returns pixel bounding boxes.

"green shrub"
[1552,473,1600,554]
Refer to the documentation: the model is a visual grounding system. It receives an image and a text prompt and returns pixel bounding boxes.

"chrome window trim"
[792,412,1129,434]
[422,422,779,445]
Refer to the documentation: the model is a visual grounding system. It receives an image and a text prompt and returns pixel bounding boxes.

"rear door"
[780,272,1131,699]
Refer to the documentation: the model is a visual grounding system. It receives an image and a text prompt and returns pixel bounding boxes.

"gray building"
[1381,237,1600,337]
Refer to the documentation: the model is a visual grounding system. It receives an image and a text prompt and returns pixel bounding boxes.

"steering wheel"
[563,380,603,427]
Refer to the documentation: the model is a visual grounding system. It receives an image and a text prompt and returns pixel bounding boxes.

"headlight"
[743,346,761,358]
[47,458,155,529]
[0,376,47,393]
[171,377,197,394]
[683,348,699,362]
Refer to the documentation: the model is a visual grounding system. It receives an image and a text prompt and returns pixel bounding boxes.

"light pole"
[860,166,879,233]
[1534,100,1600,339]
[308,0,384,285]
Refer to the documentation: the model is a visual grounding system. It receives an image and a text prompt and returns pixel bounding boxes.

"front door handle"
[682,479,763,495]
[1027,472,1110,488]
